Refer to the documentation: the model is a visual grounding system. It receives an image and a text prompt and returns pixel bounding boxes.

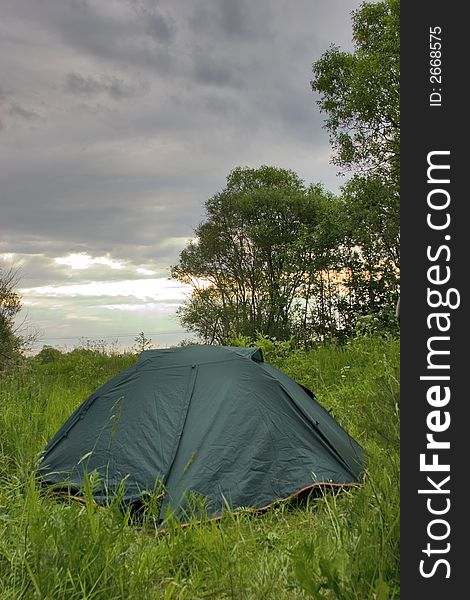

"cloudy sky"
[1,0,362,351]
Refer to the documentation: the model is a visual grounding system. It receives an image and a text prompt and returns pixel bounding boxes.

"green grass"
[0,337,399,599]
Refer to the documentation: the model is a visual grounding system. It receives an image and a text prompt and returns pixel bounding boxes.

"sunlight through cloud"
[54,253,124,270]
[21,278,192,301]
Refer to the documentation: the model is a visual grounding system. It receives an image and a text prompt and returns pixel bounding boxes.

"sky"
[1,0,362,352]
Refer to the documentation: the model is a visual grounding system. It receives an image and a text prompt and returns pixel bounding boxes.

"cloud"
[54,253,125,270]
[8,103,42,121]
[136,267,156,275]
[5,0,179,73]
[20,277,191,302]
[102,302,180,314]
[130,0,176,43]
[191,53,241,89]
[188,0,269,41]
[2,0,362,347]
[64,72,148,99]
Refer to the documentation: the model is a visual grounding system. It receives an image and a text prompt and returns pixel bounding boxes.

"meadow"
[0,335,399,599]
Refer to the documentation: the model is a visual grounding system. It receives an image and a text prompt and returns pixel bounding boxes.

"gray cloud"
[2,0,178,76]
[64,73,102,95]
[188,0,271,41]
[191,52,242,88]
[8,103,42,121]
[1,0,362,346]
[64,72,148,100]
[130,0,176,43]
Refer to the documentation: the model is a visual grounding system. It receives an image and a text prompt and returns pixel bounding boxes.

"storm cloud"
[1,0,362,349]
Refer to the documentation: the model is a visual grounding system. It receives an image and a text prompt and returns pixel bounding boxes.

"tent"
[39,345,364,522]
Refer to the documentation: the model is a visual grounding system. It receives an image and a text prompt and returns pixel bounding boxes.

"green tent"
[39,345,364,522]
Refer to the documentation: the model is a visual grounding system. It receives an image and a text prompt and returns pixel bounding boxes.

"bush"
[36,346,63,364]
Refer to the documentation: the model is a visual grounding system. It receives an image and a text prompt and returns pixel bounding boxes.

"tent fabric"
[39,345,364,522]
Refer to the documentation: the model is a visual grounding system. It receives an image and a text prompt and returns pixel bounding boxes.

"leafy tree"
[172,163,400,343]
[342,176,399,269]
[339,176,400,334]
[0,266,23,370]
[311,0,400,183]
[311,0,400,332]
[174,287,233,345]
[171,166,344,344]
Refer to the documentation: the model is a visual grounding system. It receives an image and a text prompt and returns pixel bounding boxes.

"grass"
[0,336,399,599]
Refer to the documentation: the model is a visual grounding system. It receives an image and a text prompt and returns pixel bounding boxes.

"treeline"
[171,0,400,345]
[171,166,399,345]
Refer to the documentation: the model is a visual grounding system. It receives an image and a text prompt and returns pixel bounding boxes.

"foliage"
[228,333,294,367]
[35,346,64,364]
[338,177,400,333]
[133,332,153,354]
[341,175,399,270]
[172,166,348,344]
[310,0,400,333]
[0,266,27,371]
[0,336,399,598]
[311,0,400,184]
[172,164,399,344]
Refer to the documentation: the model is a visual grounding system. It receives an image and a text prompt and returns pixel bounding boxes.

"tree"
[171,166,344,344]
[0,266,23,369]
[133,332,153,353]
[311,0,400,332]
[36,345,63,364]
[311,0,400,183]
[340,175,400,332]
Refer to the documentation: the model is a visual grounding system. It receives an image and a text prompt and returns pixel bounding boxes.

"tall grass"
[0,337,399,599]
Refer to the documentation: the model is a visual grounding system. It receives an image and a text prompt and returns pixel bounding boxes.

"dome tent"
[39,345,364,523]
